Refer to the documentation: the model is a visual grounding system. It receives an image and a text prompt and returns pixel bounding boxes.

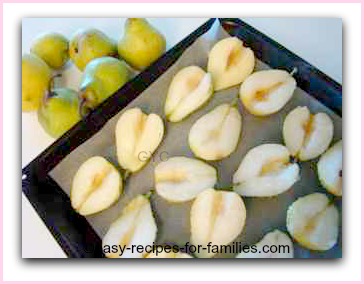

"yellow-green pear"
[69,29,117,71]
[22,53,52,112]
[79,57,130,114]
[118,18,166,70]
[31,32,69,69]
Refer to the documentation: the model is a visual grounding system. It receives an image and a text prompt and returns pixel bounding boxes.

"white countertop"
[22,17,342,258]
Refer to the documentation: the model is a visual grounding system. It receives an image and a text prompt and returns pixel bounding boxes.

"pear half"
[189,103,242,161]
[190,188,246,258]
[283,106,334,161]
[102,194,157,258]
[233,144,299,197]
[154,156,217,202]
[71,156,122,216]
[116,108,164,173]
[236,230,293,258]
[207,37,255,91]
[318,140,342,196]
[165,66,213,122]
[286,193,339,251]
[240,69,296,116]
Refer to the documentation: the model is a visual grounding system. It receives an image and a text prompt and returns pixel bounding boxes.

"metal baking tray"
[22,18,342,258]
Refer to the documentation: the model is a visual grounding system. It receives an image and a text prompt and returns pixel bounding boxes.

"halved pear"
[283,106,334,161]
[318,140,342,196]
[236,230,293,258]
[146,250,193,258]
[207,37,255,91]
[116,108,164,173]
[286,193,339,251]
[190,188,246,258]
[165,66,213,122]
[154,156,217,202]
[233,144,299,197]
[240,69,296,116]
[102,194,157,258]
[188,103,242,161]
[71,156,122,216]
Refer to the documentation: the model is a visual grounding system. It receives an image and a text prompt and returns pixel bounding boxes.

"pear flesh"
[233,144,300,197]
[154,157,217,202]
[31,32,69,69]
[240,69,296,116]
[236,230,293,258]
[190,188,246,258]
[165,66,213,122]
[69,28,117,71]
[283,106,334,161]
[188,103,242,160]
[71,156,122,216]
[116,108,164,173]
[22,53,52,112]
[102,194,157,258]
[286,193,339,251]
[207,37,255,91]
[118,18,166,70]
[318,140,342,196]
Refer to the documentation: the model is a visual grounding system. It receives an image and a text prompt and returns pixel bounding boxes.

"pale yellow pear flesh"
[154,157,217,202]
[165,66,213,122]
[318,140,342,196]
[233,144,299,197]
[286,193,339,251]
[146,251,193,258]
[188,103,242,160]
[236,230,293,258]
[240,69,296,116]
[283,106,334,161]
[22,53,52,112]
[71,156,122,216]
[102,195,157,258]
[118,18,166,70]
[190,188,246,258]
[116,108,164,173]
[31,32,69,69]
[208,37,255,91]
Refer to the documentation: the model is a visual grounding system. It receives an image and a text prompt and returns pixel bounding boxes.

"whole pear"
[69,29,117,71]
[38,87,81,138]
[31,32,69,69]
[79,57,130,114]
[22,53,52,112]
[118,18,166,70]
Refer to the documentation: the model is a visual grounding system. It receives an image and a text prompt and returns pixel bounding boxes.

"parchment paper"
[50,21,342,258]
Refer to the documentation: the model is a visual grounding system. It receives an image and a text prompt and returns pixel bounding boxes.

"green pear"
[22,53,52,112]
[69,29,117,71]
[79,57,130,114]
[31,32,69,69]
[118,18,166,70]
[38,87,81,138]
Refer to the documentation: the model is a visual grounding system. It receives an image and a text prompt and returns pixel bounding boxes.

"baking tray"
[22,18,342,258]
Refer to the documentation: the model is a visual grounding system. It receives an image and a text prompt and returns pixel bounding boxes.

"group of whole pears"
[22,18,166,138]
[69,34,342,258]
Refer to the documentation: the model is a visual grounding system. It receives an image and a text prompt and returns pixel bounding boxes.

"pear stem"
[290,67,298,76]
[143,189,155,200]
[230,94,240,107]
[216,185,235,192]
[43,74,62,105]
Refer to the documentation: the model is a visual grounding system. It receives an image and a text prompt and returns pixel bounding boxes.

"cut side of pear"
[116,108,164,173]
[165,66,213,122]
[240,69,296,116]
[283,106,334,161]
[233,144,299,197]
[236,230,293,258]
[154,157,217,202]
[146,250,193,258]
[102,194,157,258]
[207,37,255,91]
[318,140,342,196]
[188,103,242,161]
[71,156,122,216]
[286,193,339,251]
[191,188,246,258]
